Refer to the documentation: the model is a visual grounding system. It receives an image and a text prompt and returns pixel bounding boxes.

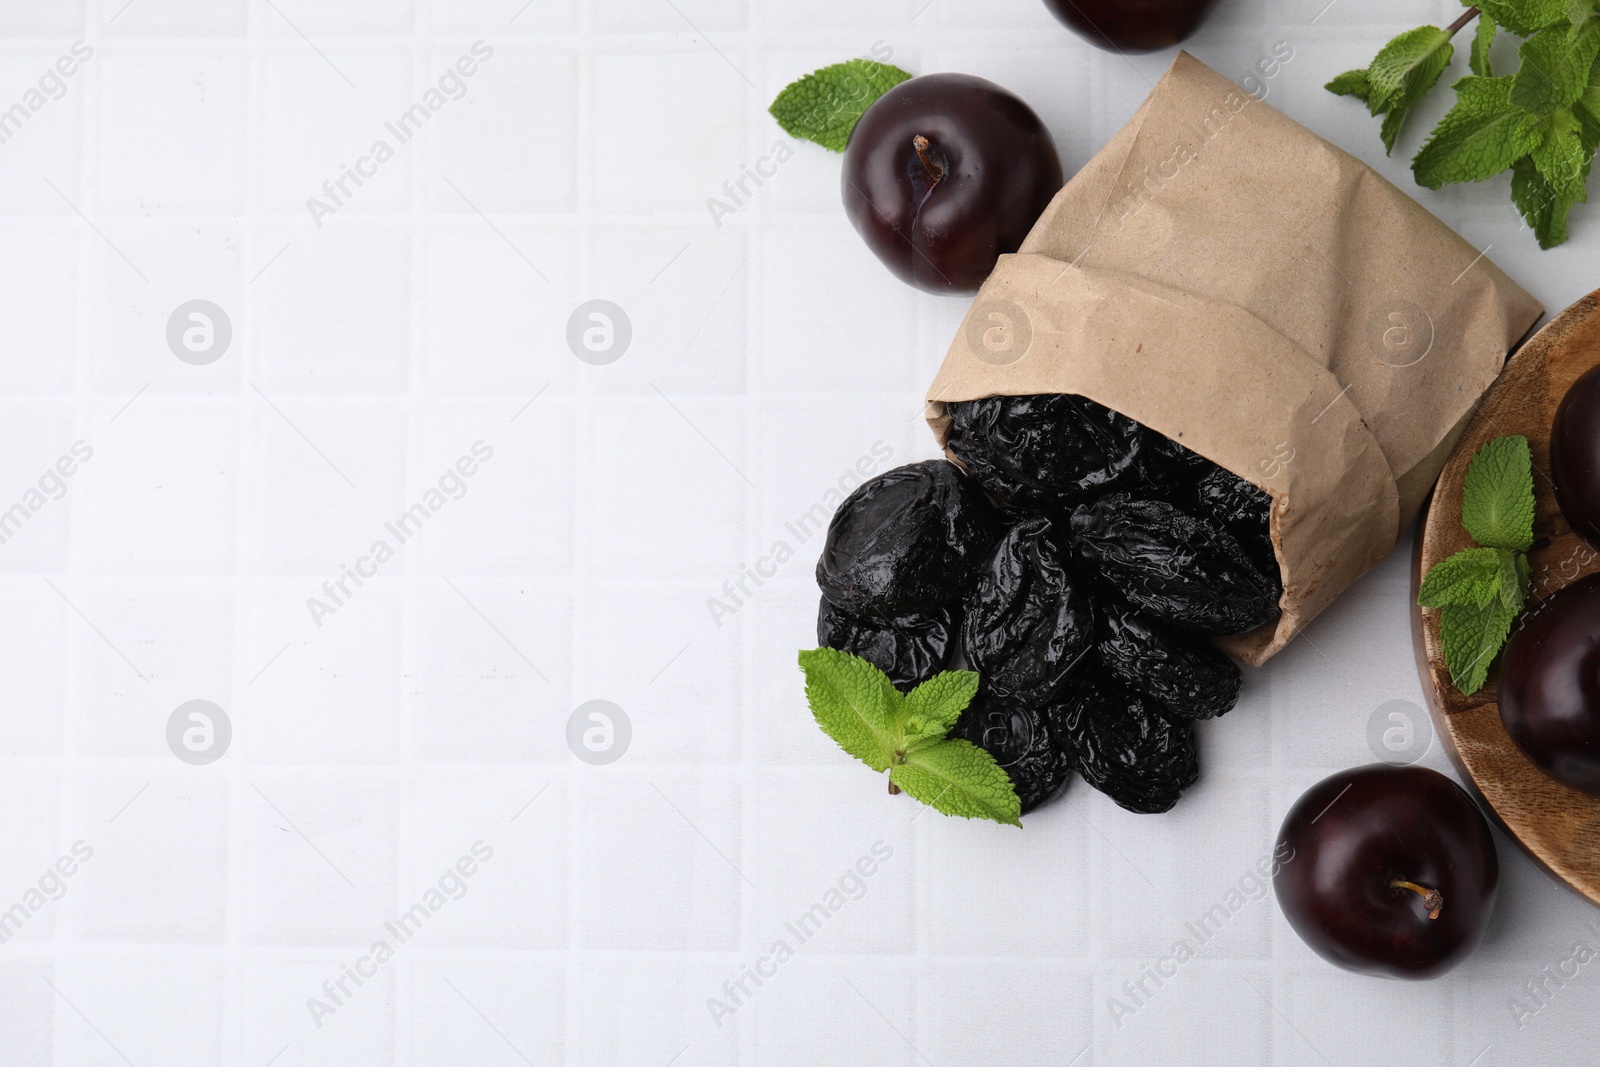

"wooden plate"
[1413,288,1600,905]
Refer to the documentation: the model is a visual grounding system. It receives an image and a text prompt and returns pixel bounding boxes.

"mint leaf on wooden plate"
[1419,435,1537,695]
[797,648,1020,826]
[769,60,912,153]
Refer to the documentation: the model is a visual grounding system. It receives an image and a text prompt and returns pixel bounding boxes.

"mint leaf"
[1571,0,1599,23]
[798,647,900,771]
[1327,69,1374,100]
[769,59,913,153]
[1413,76,1541,186]
[1471,12,1497,77]
[1367,27,1454,115]
[1512,154,1582,245]
[1439,597,1518,694]
[1527,107,1592,196]
[890,739,1022,827]
[1418,546,1504,607]
[1462,435,1536,550]
[1382,104,1414,153]
[1511,18,1600,116]
[1477,0,1569,37]
[902,670,978,745]
[1497,547,1529,611]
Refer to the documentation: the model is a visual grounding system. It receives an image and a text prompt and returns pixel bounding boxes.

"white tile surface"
[0,1,1595,1064]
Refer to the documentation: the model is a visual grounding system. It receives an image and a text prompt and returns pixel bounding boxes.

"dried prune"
[817,599,956,692]
[1050,677,1198,814]
[951,689,1073,813]
[817,460,1001,619]
[962,517,1096,708]
[1069,495,1281,634]
[1097,603,1241,719]
[945,394,1155,508]
[1192,465,1276,571]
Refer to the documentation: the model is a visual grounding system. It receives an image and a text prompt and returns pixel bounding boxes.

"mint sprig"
[1329,3,1600,247]
[769,60,913,153]
[798,648,1021,826]
[1418,435,1537,694]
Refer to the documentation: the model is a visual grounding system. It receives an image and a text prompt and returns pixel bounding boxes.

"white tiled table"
[0,0,1596,1064]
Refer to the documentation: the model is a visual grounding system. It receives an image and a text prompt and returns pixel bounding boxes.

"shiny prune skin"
[1097,603,1241,719]
[962,516,1096,708]
[817,599,956,693]
[817,460,1001,619]
[1070,495,1281,634]
[946,394,1155,508]
[1040,0,1221,54]
[1551,364,1600,548]
[1499,575,1600,796]
[1049,677,1198,814]
[1192,465,1276,574]
[842,74,1063,294]
[951,690,1073,813]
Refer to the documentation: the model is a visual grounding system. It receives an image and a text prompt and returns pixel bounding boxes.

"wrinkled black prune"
[1096,603,1241,719]
[945,394,1155,508]
[1049,677,1198,814]
[817,598,956,692]
[962,516,1096,708]
[1069,495,1281,634]
[817,460,1002,619]
[1192,465,1277,574]
[951,690,1073,813]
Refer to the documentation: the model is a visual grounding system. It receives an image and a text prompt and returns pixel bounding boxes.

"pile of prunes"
[815,394,1282,815]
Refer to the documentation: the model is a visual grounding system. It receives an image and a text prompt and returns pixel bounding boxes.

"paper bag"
[926,52,1543,665]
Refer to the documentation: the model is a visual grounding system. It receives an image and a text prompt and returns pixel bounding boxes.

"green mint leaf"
[1439,597,1518,694]
[798,647,900,772]
[1471,12,1497,77]
[1382,103,1413,153]
[1367,27,1454,115]
[901,670,979,745]
[889,738,1022,827]
[1418,547,1504,607]
[1462,434,1536,550]
[1512,155,1582,245]
[1527,107,1593,197]
[1570,0,1600,23]
[1326,69,1374,100]
[1413,76,1541,186]
[1510,19,1600,116]
[769,59,913,153]
[1477,0,1569,37]
[1580,50,1600,121]
[1497,547,1529,611]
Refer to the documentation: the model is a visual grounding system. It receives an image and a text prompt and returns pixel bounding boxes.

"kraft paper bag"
[926,52,1543,665]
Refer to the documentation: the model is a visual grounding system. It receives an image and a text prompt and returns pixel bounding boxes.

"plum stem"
[888,779,901,795]
[1390,879,1444,919]
[912,135,945,187]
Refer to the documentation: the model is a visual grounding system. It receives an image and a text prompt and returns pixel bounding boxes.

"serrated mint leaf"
[1471,12,1497,77]
[1413,77,1541,187]
[901,670,978,745]
[798,647,900,772]
[1511,19,1600,116]
[1477,0,1569,37]
[1327,68,1374,100]
[1497,547,1529,611]
[1512,155,1581,245]
[889,738,1021,826]
[1382,104,1413,153]
[769,59,913,153]
[1570,0,1600,24]
[1527,107,1592,197]
[1462,435,1536,550]
[1367,27,1454,115]
[1439,597,1518,694]
[1418,546,1504,607]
